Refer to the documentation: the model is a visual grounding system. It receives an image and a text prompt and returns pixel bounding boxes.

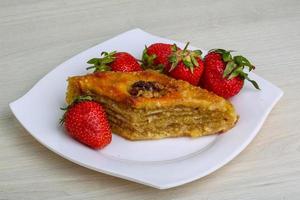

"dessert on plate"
[66,70,238,140]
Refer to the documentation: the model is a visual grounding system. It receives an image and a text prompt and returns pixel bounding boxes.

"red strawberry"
[61,96,112,149]
[166,42,204,86]
[87,51,142,72]
[142,43,179,71]
[202,49,260,99]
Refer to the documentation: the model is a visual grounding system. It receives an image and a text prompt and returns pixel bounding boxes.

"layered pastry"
[66,70,238,140]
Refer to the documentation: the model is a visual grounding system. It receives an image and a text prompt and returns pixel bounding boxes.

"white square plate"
[9,29,283,189]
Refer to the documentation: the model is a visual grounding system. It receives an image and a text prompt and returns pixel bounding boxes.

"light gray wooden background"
[1,0,299,199]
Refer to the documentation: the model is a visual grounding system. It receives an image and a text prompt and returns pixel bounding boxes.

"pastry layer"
[66,70,238,140]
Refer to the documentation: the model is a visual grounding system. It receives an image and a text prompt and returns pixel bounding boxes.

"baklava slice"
[66,70,238,140]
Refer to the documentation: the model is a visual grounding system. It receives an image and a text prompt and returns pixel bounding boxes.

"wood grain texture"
[0,0,299,199]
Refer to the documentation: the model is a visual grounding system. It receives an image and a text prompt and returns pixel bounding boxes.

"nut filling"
[129,81,165,98]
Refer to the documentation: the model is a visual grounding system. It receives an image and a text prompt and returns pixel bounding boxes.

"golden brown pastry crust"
[67,70,227,109]
[66,70,238,140]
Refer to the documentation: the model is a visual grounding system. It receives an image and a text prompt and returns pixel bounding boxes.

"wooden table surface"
[1,0,299,199]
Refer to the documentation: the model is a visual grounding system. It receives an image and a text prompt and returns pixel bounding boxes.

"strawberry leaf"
[171,44,178,52]
[87,58,100,64]
[86,66,95,70]
[168,55,179,72]
[183,59,193,68]
[234,55,254,70]
[101,56,115,64]
[209,49,226,54]
[169,55,177,63]
[86,51,117,72]
[155,64,164,72]
[101,51,108,56]
[222,52,232,62]
[245,76,260,90]
[142,47,156,68]
[237,71,260,90]
[142,49,148,60]
[99,65,111,71]
[74,95,93,102]
[190,65,194,73]
[193,50,202,56]
[191,56,199,67]
[228,66,243,79]
[108,51,117,56]
[169,62,178,72]
[223,61,236,78]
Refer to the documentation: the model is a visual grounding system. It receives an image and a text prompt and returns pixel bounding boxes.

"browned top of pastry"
[66,70,231,110]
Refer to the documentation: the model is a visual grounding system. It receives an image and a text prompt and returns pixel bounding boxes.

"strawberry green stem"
[183,42,190,53]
